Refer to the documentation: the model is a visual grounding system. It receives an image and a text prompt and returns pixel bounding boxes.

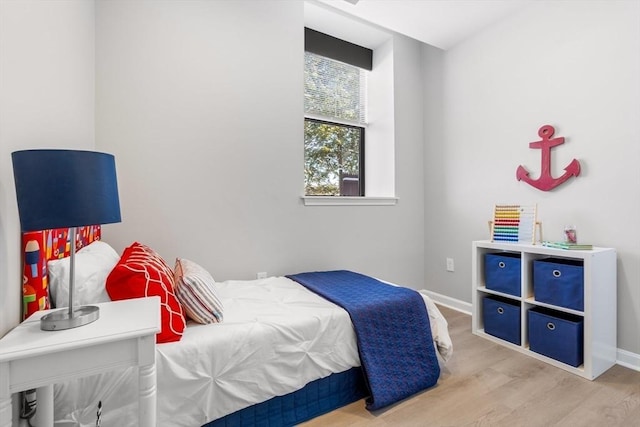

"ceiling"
[311,0,533,50]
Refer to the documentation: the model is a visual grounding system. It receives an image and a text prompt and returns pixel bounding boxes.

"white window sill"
[301,196,398,206]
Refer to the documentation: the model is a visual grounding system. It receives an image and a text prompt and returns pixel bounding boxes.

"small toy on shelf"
[565,225,577,244]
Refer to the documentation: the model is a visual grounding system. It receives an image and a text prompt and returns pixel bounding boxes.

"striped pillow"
[174,258,223,324]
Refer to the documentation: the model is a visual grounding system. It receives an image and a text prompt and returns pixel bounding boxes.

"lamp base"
[40,306,100,331]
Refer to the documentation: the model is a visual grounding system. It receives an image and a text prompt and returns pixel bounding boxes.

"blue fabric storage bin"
[483,296,521,345]
[528,307,584,367]
[533,258,584,311]
[484,252,521,296]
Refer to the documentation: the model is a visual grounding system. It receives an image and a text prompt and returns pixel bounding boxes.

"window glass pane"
[304,52,367,125]
[304,119,362,196]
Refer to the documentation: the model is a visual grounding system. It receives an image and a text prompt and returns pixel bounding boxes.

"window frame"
[301,26,398,206]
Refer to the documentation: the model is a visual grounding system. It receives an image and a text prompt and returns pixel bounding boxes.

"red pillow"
[106,242,186,343]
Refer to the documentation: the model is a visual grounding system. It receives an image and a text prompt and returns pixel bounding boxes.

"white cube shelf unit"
[471,240,617,380]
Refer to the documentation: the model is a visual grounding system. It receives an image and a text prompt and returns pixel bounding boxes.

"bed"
[20,227,452,426]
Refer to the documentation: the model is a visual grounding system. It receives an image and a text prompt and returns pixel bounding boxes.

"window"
[304,29,372,197]
[304,117,364,196]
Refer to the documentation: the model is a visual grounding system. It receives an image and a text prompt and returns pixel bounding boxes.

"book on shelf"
[542,241,593,250]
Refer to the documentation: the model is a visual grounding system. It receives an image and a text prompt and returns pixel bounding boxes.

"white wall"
[95,1,427,291]
[423,0,640,355]
[0,0,95,337]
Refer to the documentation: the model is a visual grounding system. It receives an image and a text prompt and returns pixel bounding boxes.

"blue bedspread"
[286,270,440,410]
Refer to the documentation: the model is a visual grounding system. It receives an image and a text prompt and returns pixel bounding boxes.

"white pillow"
[48,241,120,308]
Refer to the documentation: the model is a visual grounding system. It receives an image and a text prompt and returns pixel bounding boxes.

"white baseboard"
[423,290,640,373]
[616,348,640,372]
[421,290,472,315]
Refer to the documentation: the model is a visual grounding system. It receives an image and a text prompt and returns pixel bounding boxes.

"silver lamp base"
[40,306,100,331]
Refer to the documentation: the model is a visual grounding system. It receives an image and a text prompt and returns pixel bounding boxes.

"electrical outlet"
[256,272,267,279]
[446,258,454,272]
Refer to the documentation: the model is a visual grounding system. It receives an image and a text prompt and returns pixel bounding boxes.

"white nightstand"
[0,297,160,427]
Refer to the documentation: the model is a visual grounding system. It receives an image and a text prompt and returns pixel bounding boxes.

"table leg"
[0,397,10,427]
[0,363,12,427]
[33,385,53,427]
[138,363,156,427]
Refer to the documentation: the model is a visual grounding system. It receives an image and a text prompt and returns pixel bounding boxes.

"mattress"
[53,276,452,426]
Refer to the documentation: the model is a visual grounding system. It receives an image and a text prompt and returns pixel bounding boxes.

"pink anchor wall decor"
[516,125,581,191]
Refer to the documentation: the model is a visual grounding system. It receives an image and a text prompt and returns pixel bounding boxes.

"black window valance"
[304,27,373,71]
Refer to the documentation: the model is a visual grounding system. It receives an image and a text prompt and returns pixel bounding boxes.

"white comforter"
[54,276,452,426]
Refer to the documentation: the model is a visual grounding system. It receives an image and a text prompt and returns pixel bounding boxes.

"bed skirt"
[203,367,367,427]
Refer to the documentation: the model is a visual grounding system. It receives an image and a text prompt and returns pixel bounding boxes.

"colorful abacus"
[491,204,538,244]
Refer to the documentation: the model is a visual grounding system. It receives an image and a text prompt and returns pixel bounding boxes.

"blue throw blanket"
[286,270,440,410]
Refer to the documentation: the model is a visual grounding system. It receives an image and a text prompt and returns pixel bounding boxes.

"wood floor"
[302,305,640,427]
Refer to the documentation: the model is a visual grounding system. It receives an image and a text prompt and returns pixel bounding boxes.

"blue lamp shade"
[12,149,121,232]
